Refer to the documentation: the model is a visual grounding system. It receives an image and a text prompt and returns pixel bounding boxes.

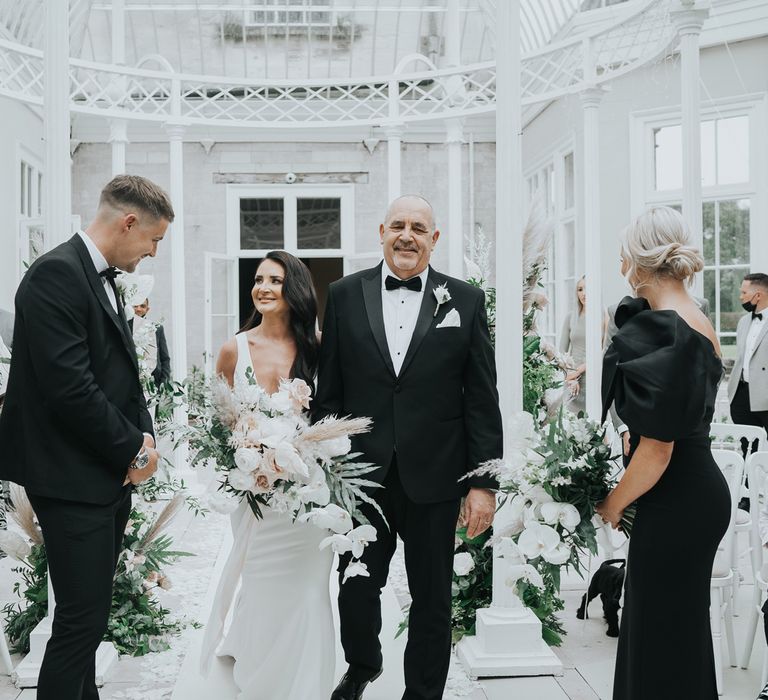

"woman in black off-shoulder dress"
[598,207,730,700]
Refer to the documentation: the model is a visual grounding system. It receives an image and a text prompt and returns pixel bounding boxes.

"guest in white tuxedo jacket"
[727,273,768,454]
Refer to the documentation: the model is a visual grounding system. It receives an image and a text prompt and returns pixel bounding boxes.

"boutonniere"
[433,283,451,317]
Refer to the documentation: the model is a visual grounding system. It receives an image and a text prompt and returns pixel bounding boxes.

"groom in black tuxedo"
[314,195,503,700]
[0,175,174,699]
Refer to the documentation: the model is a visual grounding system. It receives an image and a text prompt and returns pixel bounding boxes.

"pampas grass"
[298,415,372,443]
[138,491,186,550]
[522,194,555,313]
[8,484,42,545]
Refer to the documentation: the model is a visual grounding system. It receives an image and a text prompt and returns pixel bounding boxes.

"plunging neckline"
[236,331,290,396]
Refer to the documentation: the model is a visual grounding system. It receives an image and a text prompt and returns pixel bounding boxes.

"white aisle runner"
[171,523,406,700]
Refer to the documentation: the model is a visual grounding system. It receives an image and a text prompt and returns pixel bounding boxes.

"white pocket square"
[436,308,461,329]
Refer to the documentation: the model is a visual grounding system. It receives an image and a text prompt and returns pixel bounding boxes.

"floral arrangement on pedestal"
[453,203,621,645]
[188,371,381,581]
[1,488,198,656]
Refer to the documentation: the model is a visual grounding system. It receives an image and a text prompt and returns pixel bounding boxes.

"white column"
[581,86,606,420]
[43,0,71,249]
[109,119,128,176]
[672,2,709,297]
[385,125,403,203]
[457,0,562,678]
[446,118,464,278]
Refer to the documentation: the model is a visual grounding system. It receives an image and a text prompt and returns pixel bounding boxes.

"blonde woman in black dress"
[598,206,730,700]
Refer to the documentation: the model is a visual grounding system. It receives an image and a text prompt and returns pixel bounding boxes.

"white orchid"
[540,502,581,532]
[297,468,331,506]
[453,551,475,576]
[0,530,31,561]
[298,504,353,534]
[517,522,560,560]
[542,542,571,566]
[319,524,377,559]
[343,560,370,583]
[496,537,525,564]
[507,411,536,449]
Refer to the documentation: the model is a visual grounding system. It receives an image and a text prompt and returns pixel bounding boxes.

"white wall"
[71,139,497,371]
[0,96,43,311]
[522,35,768,327]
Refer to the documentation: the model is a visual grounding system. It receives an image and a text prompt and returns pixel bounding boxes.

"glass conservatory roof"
[0,0,626,80]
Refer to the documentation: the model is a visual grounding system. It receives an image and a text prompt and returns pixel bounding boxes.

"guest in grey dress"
[559,276,607,415]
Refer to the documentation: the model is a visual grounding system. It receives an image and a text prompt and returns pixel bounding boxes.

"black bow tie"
[99,266,121,281]
[385,275,422,292]
[754,311,763,321]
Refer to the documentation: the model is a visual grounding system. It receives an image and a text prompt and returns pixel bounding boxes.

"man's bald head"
[384,195,436,232]
[380,194,440,279]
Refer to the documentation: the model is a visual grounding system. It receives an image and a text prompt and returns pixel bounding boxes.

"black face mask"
[742,294,759,313]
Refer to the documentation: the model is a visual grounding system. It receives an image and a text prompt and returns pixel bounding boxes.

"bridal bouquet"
[189,370,381,580]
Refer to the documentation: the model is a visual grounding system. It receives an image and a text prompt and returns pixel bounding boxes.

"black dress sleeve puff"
[601,296,718,442]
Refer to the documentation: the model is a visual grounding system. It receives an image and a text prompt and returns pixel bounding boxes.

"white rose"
[507,411,536,449]
[228,467,255,492]
[234,447,261,473]
[0,530,31,561]
[453,551,475,577]
[269,390,292,414]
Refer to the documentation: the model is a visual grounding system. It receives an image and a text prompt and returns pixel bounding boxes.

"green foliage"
[523,333,561,416]
[450,526,493,643]
[2,504,195,657]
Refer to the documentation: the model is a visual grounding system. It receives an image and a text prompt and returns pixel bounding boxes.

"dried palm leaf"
[138,491,186,550]
[8,484,43,545]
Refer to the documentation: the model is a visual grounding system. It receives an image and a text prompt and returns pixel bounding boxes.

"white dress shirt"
[381,262,429,376]
[0,336,10,396]
[742,305,767,383]
[77,230,118,314]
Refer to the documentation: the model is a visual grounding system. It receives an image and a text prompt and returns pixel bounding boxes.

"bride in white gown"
[200,251,334,699]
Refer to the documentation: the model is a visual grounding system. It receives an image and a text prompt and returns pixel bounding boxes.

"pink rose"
[286,379,312,411]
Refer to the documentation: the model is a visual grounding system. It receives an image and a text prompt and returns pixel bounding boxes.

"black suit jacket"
[0,235,153,505]
[152,325,171,387]
[313,263,502,504]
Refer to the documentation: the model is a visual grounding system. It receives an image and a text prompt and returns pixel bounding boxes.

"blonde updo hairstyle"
[620,206,704,291]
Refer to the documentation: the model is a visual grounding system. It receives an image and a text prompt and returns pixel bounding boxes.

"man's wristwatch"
[130,447,150,470]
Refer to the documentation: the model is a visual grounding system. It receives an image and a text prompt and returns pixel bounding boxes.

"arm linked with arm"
[312,287,344,423]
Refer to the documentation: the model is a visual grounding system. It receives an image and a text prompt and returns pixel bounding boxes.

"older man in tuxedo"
[0,175,173,699]
[314,195,502,700]
[728,273,768,453]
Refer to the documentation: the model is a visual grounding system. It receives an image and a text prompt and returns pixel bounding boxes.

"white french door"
[203,253,238,377]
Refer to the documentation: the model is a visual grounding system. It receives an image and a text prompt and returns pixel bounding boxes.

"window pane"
[564,152,575,210]
[717,116,749,185]
[240,198,284,249]
[718,199,750,266]
[702,201,715,265]
[719,267,747,335]
[297,198,341,249]
[654,125,682,191]
[20,162,25,215]
[703,269,716,328]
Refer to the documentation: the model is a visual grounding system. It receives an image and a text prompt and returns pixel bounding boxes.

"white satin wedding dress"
[201,332,335,699]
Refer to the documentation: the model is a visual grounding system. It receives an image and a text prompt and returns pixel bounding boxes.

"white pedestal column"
[581,86,606,421]
[446,118,464,279]
[672,2,709,297]
[457,0,562,678]
[385,124,403,204]
[165,122,198,492]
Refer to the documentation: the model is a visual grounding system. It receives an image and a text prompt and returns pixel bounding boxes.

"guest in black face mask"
[727,273,768,457]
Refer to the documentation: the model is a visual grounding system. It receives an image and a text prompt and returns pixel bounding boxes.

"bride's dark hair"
[239,251,320,386]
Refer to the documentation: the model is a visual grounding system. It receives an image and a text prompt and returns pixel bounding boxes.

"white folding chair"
[740,451,768,683]
[711,448,743,695]
[710,423,768,608]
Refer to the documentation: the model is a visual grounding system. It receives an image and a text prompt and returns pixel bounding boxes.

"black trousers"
[729,381,768,456]
[29,486,131,700]
[337,459,461,700]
